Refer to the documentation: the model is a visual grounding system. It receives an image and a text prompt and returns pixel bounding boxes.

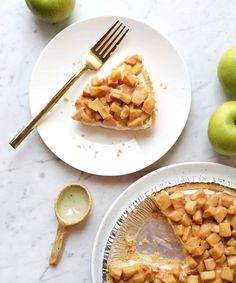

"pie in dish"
[107,183,236,283]
[73,55,155,130]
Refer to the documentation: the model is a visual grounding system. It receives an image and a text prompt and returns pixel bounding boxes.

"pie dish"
[107,183,236,283]
[73,55,155,130]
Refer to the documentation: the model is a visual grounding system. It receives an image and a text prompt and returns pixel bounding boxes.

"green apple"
[208,101,236,156]
[218,46,236,96]
[26,0,75,24]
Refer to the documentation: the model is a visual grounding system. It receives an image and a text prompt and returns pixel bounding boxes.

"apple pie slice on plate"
[73,55,155,130]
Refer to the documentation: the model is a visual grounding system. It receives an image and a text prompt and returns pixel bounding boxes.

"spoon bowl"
[56,184,92,226]
[49,184,92,266]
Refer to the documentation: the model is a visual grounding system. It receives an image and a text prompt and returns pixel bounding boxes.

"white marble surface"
[1,1,236,282]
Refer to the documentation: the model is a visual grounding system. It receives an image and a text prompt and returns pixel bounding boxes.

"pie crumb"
[160,80,168,90]
[164,236,171,242]
[63,94,69,101]
[116,149,123,157]
[142,238,149,244]
[151,253,160,261]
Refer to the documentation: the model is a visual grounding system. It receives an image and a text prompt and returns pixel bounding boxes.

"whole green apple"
[208,101,236,156]
[26,0,75,24]
[218,46,236,96]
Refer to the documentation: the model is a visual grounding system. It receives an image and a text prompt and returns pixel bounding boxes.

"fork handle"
[9,65,88,149]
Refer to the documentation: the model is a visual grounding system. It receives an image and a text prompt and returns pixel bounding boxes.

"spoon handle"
[49,224,68,266]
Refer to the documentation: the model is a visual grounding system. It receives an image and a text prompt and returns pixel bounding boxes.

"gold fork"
[10,20,129,149]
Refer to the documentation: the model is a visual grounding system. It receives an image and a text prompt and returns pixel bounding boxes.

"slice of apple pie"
[73,55,155,130]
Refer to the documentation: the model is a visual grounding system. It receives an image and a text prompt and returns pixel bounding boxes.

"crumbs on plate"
[116,149,123,157]
[160,80,168,90]
[63,94,69,101]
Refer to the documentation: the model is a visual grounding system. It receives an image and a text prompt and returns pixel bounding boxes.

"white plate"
[91,162,236,282]
[30,16,191,176]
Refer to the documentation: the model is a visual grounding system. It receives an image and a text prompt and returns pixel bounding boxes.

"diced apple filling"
[200,271,216,282]
[98,106,110,119]
[219,223,231,237]
[120,106,130,120]
[142,96,155,115]
[214,206,228,223]
[206,233,221,247]
[228,205,236,215]
[90,85,109,96]
[119,92,132,104]
[203,207,216,218]
[225,246,236,255]
[129,108,142,121]
[187,275,199,283]
[204,258,216,270]
[170,191,185,209]
[131,62,143,75]
[122,71,137,87]
[221,266,233,281]
[209,242,224,259]
[227,255,236,267]
[132,86,148,106]
[111,69,121,81]
[127,117,143,128]
[200,224,212,239]
[122,264,140,280]
[108,264,122,281]
[110,102,121,113]
[185,201,198,215]
[231,215,236,229]
[221,194,234,208]
[191,190,206,200]
[88,98,104,111]
[154,191,172,211]
[205,193,219,208]
[168,210,182,222]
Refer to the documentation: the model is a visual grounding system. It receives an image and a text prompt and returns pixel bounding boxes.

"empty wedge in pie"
[73,55,155,130]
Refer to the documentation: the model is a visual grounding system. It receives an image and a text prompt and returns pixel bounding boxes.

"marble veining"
[1,0,236,282]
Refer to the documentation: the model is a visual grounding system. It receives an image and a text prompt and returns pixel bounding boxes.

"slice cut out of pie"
[107,183,236,283]
[72,55,155,130]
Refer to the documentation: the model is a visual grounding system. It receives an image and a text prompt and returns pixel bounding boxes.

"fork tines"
[91,20,129,61]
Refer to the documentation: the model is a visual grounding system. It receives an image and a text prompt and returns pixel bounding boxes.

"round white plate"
[91,162,236,282]
[30,16,191,176]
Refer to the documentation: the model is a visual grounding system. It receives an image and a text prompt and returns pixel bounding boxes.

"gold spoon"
[49,184,92,266]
